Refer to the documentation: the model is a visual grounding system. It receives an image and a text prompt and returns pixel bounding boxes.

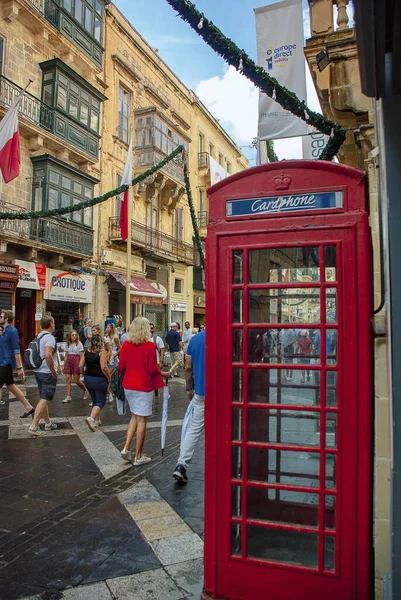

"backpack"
[79,328,86,345]
[24,332,47,369]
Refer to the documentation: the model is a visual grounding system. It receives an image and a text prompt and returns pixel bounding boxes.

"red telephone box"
[204,161,373,600]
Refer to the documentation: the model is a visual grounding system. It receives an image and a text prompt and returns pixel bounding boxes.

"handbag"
[111,369,126,416]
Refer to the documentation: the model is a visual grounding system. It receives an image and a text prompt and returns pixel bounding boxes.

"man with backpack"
[80,317,93,349]
[28,316,58,436]
[0,311,35,417]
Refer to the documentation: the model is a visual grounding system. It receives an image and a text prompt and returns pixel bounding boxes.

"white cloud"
[195,66,258,146]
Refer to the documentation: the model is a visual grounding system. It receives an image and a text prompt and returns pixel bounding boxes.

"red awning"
[110,273,167,305]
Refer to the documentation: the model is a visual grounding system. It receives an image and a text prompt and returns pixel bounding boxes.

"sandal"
[20,408,35,418]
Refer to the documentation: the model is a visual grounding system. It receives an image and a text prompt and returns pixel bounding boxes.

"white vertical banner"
[255,0,308,140]
[210,155,230,185]
[302,127,329,159]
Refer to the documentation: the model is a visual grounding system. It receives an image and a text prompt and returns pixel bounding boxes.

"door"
[216,229,371,600]
[15,289,36,354]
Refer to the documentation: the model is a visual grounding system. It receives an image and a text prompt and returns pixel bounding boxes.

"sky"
[112,0,331,164]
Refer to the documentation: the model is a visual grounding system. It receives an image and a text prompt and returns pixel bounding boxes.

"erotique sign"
[226,190,343,217]
[44,269,93,304]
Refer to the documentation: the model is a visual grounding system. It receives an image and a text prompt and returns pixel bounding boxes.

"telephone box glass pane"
[233,250,243,284]
[326,371,337,407]
[233,330,243,362]
[232,484,242,517]
[249,247,320,284]
[247,487,319,527]
[232,446,242,479]
[247,526,318,567]
[249,329,320,365]
[248,368,320,406]
[231,523,242,556]
[326,413,337,448]
[247,448,320,487]
[233,368,243,403]
[325,246,337,282]
[232,407,243,441]
[325,454,336,489]
[325,495,336,529]
[233,290,243,323]
[326,288,337,323]
[248,408,320,446]
[327,330,338,365]
[248,288,320,323]
[324,536,335,571]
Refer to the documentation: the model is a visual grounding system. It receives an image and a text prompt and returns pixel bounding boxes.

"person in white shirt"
[62,330,88,403]
[29,316,58,436]
[182,321,193,352]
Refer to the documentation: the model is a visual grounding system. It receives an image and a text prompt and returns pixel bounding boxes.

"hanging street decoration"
[165,0,347,161]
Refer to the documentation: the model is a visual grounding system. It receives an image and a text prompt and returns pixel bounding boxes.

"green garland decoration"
[0,146,185,220]
[165,0,346,161]
[184,161,205,270]
[266,140,278,163]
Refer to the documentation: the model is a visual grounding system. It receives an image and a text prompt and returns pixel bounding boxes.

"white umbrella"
[161,384,170,456]
[180,398,195,451]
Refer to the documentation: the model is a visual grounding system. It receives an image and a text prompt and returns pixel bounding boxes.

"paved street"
[0,371,204,600]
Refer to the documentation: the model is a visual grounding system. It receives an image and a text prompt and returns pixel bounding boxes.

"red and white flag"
[119,138,132,241]
[0,97,22,184]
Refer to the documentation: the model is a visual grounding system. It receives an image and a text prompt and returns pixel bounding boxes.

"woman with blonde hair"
[118,316,171,466]
[104,322,121,403]
[62,330,88,403]
[80,334,110,431]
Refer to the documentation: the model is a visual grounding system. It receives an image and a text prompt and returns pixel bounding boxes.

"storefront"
[0,263,19,312]
[170,302,188,331]
[193,293,206,328]
[44,269,93,341]
[15,260,46,352]
[108,272,167,334]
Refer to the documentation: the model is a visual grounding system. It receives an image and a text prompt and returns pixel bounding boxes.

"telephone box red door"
[204,161,373,600]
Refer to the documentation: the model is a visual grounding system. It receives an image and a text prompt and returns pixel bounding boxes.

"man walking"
[182,321,193,353]
[173,326,205,483]
[0,311,34,417]
[29,316,58,436]
[166,322,182,377]
[82,317,93,349]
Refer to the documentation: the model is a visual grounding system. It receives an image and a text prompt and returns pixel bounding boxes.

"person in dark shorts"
[29,316,58,436]
[0,311,34,417]
[297,329,313,383]
[81,335,110,432]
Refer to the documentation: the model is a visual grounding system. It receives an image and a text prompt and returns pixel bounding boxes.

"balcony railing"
[0,202,93,257]
[197,211,208,227]
[0,75,53,132]
[135,147,184,184]
[198,152,210,169]
[109,217,195,265]
[25,0,60,27]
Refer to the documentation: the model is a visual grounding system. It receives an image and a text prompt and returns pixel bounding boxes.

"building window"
[209,143,214,158]
[31,156,97,228]
[199,189,204,214]
[61,0,104,44]
[118,86,130,143]
[226,160,231,174]
[218,153,224,166]
[0,37,3,76]
[135,112,188,157]
[199,133,204,153]
[40,60,104,135]
[174,278,183,294]
[174,207,183,241]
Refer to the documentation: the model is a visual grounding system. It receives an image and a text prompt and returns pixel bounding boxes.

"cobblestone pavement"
[0,370,204,600]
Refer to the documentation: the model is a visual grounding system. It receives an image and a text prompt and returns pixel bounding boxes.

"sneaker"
[83,391,89,400]
[62,396,72,404]
[96,419,102,427]
[45,422,57,430]
[85,416,97,432]
[28,427,43,437]
[133,455,152,466]
[88,402,93,407]
[173,464,188,483]
[121,449,132,462]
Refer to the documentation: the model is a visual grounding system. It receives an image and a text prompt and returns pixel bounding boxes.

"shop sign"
[0,262,19,292]
[0,280,15,290]
[44,269,93,304]
[171,302,187,311]
[17,260,46,290]
[226,190,343,217]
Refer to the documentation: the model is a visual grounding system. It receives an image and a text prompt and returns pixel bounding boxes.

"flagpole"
[125,173,132,332]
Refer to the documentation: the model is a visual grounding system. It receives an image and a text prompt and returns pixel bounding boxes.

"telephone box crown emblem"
[273,171,292,190]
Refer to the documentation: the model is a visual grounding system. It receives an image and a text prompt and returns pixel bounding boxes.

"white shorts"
[124,389,153,417]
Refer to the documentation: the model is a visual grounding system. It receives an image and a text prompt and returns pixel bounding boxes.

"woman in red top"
[118,316,170,466]
[296,329,313,383]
